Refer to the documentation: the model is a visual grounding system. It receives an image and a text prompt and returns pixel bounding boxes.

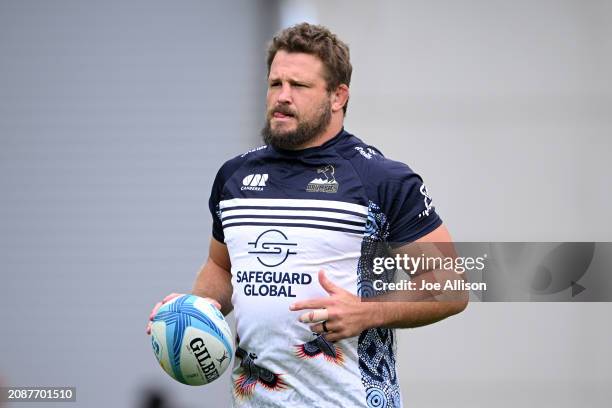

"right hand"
[146,292,222,335]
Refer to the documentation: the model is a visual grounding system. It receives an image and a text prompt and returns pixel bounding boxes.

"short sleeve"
[207,150,258,243]
[208,168,226,243]
[380,164,442,245]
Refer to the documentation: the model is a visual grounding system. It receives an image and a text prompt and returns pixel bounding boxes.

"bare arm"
[192,237,234,316]
[371,224,469,329]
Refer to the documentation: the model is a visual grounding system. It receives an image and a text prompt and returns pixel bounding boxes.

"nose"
[277,83,292,104]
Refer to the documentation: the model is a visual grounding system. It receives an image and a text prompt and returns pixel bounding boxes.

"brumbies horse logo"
[317,164,336,184]
[307,164,339,193]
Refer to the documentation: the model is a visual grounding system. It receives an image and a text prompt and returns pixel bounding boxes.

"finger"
[299,308,328,323]
[162,293,183,304]
[324,331,346,342]
[318,270,341,295]
[309,321,335,334]
[309,322,325,333]
[149,301,162,321]
[290,298,329,311]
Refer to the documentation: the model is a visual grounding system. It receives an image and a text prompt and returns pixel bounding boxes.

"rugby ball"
[150,294,233,385]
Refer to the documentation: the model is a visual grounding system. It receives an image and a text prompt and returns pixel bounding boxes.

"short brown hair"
[267,23,352,114]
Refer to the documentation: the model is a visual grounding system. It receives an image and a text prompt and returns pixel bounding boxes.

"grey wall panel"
[0,1,274,407]
[282,0,612,406]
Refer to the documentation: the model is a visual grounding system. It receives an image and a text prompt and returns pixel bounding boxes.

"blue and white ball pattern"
[150,294,233,386]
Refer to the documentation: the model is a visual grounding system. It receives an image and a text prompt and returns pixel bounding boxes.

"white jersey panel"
[221,198,369,407]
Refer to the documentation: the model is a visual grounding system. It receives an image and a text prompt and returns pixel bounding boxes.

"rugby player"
[149,23,467,407]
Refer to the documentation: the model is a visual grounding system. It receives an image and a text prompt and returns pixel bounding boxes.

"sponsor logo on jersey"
[248,229,297,267]
[306,164,338,193]
[240,145,267,158]
[241,173,268,191]
[355,146,378,159]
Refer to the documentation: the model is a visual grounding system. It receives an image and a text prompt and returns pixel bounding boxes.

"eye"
[269,81,281,88]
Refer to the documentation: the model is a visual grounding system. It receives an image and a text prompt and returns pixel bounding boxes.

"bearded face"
[261,97,332,150]
[261,51,335,151]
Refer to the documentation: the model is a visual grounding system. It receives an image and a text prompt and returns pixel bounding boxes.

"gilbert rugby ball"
[150,294,233,385]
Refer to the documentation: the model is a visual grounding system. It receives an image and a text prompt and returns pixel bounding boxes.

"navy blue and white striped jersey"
[209,129,442,408]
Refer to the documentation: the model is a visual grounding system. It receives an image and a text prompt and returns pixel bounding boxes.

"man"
[149,23,467,407]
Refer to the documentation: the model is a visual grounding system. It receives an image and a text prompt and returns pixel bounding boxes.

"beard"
[261,98,332,150]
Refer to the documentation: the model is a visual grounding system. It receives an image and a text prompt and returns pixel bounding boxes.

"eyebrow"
[268,76,313,86]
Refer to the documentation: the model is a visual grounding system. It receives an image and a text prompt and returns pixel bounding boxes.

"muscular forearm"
[192,257,234,316]
[364,269,468,329]
[367,298,466,329]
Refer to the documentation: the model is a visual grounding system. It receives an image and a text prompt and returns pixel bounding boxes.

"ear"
[331,84,349,113]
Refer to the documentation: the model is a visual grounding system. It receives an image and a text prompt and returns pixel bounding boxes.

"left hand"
[289,270,376,342]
